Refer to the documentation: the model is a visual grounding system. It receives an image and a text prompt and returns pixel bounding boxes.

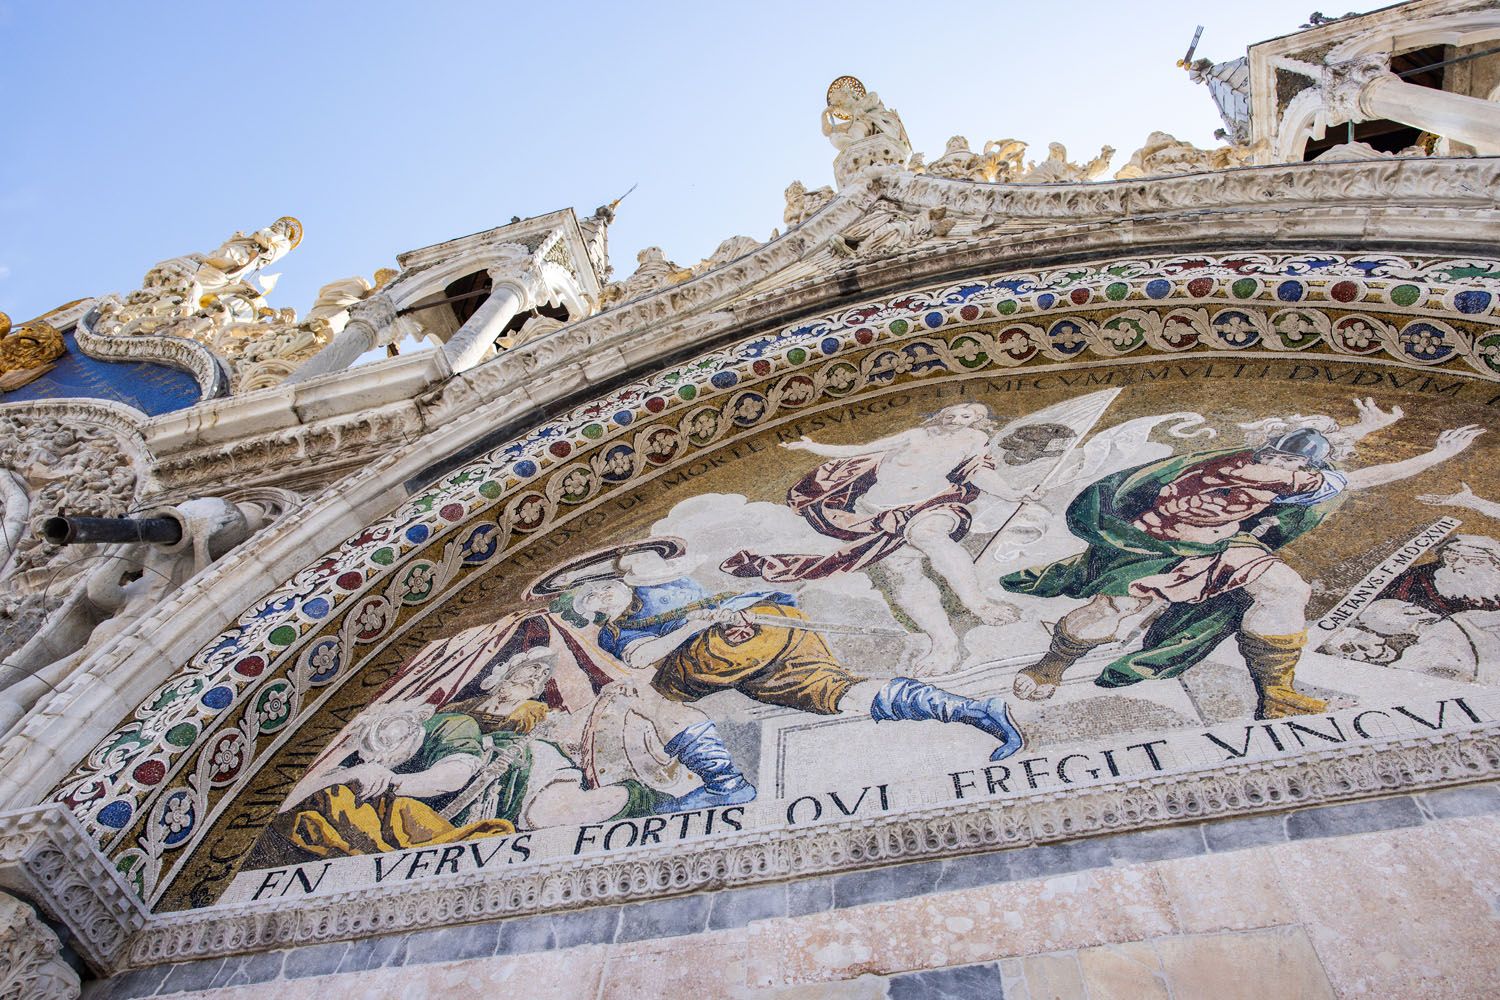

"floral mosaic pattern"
[44,251,1500,905]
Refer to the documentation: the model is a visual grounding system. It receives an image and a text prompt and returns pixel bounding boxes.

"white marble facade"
[4,4,1500,997]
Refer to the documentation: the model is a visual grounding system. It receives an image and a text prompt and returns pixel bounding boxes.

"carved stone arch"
[1275,87,1331,163]
[0,161,1493,824]
[15,238,1497,926]
[1324,9,1500,63]
[72,307,231,402]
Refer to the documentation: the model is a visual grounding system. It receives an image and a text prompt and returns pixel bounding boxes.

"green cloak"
[999,448,1334,685]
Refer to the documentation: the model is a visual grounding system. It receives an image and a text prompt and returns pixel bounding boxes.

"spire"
[579,184,635,283]
[1179,27,1252,144]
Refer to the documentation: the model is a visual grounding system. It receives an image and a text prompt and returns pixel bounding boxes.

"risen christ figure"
[723,402,1034,672]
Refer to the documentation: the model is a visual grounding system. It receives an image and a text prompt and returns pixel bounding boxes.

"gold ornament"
[825,76,866,119]
[0,317,66,373]
[276,216,304,248]
[373,267,399,288]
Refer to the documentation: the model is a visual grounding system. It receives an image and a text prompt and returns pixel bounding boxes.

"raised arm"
[1418,481,1500,520]
[619,607,738,669]
[310,753,480,805]
[779,428,917,459]
[1345,426,1485,492]
[1342,396,1404,441]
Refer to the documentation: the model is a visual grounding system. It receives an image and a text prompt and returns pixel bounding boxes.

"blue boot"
[870,677,1024,762]
[656,721,757,813]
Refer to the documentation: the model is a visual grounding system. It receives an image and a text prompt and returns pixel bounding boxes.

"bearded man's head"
[1434,535,1500,606]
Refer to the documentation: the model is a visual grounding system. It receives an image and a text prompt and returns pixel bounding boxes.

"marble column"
[1324,54,1500,155]
[441,281,529,374]
[282,294,399,384]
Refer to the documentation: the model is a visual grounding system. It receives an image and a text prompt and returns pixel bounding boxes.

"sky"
[0,1,1380,323]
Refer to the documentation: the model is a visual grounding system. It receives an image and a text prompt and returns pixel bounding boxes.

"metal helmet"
[1261,428,1333,468]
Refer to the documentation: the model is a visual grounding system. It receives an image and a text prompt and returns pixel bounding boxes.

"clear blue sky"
[0,1,1375,323]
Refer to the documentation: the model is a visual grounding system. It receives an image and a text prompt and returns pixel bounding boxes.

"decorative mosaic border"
[45,251,1500,907]
[124,722,1500,968]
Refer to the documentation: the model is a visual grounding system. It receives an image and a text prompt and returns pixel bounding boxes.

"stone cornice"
[92,722,1500,970]
[418,156,1500,430]
[46,157,1495,501]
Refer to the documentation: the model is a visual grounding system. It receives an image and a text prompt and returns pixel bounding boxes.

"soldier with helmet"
[1000,420,1483,719]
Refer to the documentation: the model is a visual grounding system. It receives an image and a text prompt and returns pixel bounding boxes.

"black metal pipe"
[39,515,182,547]
[1397,44,1500,78]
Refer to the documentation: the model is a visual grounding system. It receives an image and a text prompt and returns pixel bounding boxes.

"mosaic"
[44,251,1500,910]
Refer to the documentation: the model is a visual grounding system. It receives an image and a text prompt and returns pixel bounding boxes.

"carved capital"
[483,243,547,305]
[0,891,80,1000]
[344,292,400,343]
[1321,53,1395,125]
[0,806,145,976]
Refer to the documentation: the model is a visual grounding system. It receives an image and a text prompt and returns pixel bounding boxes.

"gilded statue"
[981,139,1029,183]
[0,313,66,377]
[89,216,398,392]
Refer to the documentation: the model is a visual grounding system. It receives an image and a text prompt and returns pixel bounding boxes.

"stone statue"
[0,497,267,738]
[822,78,910,153]
[927,136,985,181]
[784,180,835,228]
[195,216,303,292]
[1016,142,1116,183]
[1113,131,1261,179]
[579,202,618,282]
[608,247,692,304]
[980,139,1029,183]
[822,77,913,187]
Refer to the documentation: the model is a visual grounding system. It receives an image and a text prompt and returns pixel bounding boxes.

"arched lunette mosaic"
[45,250,1500,904]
